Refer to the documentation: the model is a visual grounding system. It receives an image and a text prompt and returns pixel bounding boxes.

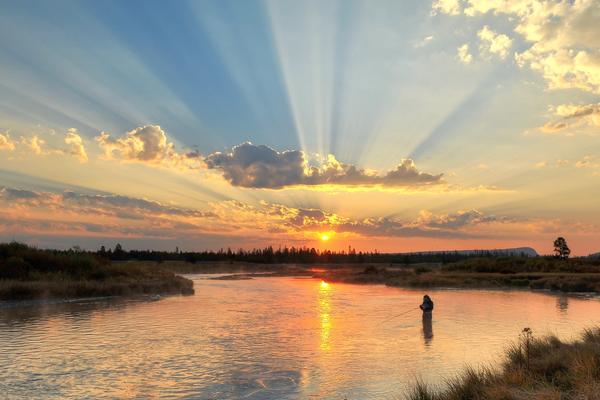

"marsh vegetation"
[0,242,193,300]
[408,327,600,400]
[317,257,600,294]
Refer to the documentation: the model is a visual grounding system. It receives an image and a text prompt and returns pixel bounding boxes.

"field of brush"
[0,243,193,301]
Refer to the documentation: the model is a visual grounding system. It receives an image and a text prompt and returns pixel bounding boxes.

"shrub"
[0,257,31,279]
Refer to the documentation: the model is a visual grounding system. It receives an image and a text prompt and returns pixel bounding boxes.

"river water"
[1,275,599,399]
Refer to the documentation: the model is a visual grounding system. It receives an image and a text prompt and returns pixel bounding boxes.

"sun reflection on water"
[318,280,332,351]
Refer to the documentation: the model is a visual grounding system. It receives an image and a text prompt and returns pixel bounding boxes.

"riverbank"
[151,256,600,294]
[0,243,194,301]
[408,327,600,400]
[314,257,600,293]
[315,268,600,293]
[5,244,598,300]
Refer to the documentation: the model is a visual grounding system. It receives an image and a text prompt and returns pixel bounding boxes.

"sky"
[0,0,599,255]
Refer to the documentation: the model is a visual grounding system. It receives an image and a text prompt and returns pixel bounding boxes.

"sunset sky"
[1,0,599,255]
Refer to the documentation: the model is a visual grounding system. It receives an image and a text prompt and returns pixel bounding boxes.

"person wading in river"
[420,295,434,314]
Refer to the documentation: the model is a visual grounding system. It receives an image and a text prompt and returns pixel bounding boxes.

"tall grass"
[0,242,194,300]
[406,328,600,400]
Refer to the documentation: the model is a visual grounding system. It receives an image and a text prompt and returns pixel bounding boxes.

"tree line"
[95,243,536,264]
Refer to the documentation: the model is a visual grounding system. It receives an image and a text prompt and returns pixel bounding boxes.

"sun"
[320,233,330,242]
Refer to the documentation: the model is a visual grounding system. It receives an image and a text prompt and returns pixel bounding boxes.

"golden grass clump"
[407,328,600,400]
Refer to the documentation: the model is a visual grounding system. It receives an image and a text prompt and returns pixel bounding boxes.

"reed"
[406,327,600,400]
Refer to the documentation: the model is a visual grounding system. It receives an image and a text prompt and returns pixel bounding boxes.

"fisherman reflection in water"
[420,295,434,345]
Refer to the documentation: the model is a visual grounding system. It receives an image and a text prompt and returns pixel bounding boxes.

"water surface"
[1,275,599,399]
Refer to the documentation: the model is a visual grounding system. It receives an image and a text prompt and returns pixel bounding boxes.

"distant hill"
[396,247,539,258]
[589,252,600,259]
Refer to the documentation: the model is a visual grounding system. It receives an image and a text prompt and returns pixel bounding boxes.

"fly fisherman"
[420,295,434,314]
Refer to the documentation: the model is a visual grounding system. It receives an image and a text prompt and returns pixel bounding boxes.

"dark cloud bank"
[205,142,443,189]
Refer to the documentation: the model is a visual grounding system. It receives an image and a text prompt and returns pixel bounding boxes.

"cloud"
[20,135,48,155]
[0,186,213,220]
[477,26,513,59]
[205,142,444,189]
[6,126,446,190]
[432,0,462,15]
[457,44,473,64]
[5,129,87,160]
[64,128,88,163]
[575,155,600,169]
[435,0,600,94]
[95,125,203,170]
[0,187,44,201]
[414,35,435,48]
[0,133,16,151]
[250,202,512,239]
[539,102,600,134]
[534,157,600,171]
[417,209,501,229]
[539,121,568,133]
[0,185,524,242]
[335,210,508,239]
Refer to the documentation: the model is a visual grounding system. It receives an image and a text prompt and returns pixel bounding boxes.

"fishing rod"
[379,306,419,325]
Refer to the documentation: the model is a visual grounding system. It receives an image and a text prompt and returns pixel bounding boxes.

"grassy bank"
[139,256,600,294]
[0,243,194,301]
[408,327,600,400]
[314,257,600,294]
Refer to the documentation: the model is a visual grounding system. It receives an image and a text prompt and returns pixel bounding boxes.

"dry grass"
[0,243,194,300]
[406,328,600,400]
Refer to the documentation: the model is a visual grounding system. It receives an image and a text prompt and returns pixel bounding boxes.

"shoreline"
[406,327,600,399]
[0,275,195,302]
[0,243,195,301]
[4,254,600,301]
[165,259,600,296]
[198,271,600,301]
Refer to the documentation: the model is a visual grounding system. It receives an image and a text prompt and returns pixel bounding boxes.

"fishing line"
[379,306,418,325]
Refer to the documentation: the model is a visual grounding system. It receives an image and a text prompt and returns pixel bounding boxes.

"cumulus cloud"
[205,142,443,189]
[64,128,88,163]
[5,129,88,161]
[0,133,16,151]
[96,125,203,169]
[432,0,462,15]
[436,0,600,94]
[457,44,473,64]
[20,135,48,155]
[477,26,513,59]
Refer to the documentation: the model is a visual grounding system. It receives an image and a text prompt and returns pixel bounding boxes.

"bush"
[415,266,432,275]
[0,257,31,279]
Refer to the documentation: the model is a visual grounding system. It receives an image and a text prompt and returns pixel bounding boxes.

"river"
[1,275,599,399]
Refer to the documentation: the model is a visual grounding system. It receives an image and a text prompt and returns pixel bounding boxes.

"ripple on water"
[1,277,600,399]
